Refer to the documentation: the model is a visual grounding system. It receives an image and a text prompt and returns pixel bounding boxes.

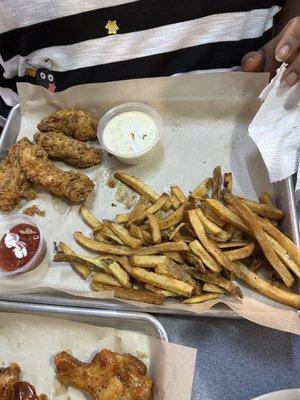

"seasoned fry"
[191,178,213,200]
[155,261,202,295]
[169,223,186,240]
[147,213,162,244]
[182,293,220,304]
[54,252,106,271]
[127,195,149,225]
[58,242,91,279]
[116,213,130,224]
[225,194,284,221]
[223,172,233,194]
[204,198,251,235]
[235,261,300,309]
[114,171,171,211]
[189,240,222,273]
[131,255,168,268]
[106,261,132,288]
[144,284,179,297]
[184,251,206,271]
[218,241,249,249]
[232,199,295,288]
[202,283,226,294]
[118,256,135,275]
[158,204,185,230]
[75,231,189,255]
[80,204,101,229]
[132,267,194,297]
[108,222,143,249]
[128,224,144,241]
[195,208,228,240]
[224,242,255,261]
[92,272,122,287]
[169,193,181,209]
[212,166,222,200]
[259,192,273,207]
[191,270,242,297]
[94,224,125,245]
[164,251,184,264]
[91,282,165,305]
[202,203,227,227]
[171,186,186,204]
[188,210,243,277]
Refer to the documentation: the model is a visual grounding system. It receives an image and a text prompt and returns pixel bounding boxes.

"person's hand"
[241,16,300,86]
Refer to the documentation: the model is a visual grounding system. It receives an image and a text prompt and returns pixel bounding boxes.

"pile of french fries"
[54,167,300,309]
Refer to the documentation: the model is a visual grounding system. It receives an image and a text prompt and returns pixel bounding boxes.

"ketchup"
[0,224,40,272]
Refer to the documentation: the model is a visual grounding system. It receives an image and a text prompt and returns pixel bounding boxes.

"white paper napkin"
[248,63,300,191]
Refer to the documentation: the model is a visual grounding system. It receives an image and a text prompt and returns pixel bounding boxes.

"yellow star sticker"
[105,20,119,35]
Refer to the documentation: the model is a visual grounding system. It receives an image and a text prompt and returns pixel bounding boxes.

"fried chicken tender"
[38,109,98,141]
[0,153,36,212]
[34,131,102,168]
[0,363,48,400]
[54,349,153,400]
[12,138,94,203]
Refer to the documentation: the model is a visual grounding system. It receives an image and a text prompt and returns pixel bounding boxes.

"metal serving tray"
[0,299,168,341]
[0,105,299,318]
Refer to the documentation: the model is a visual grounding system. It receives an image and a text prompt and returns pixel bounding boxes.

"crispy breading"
[37,109,98,141]
[0,153,36,212]
[55,349,153,400]
[34,131,102,167]
[11,138,94,203]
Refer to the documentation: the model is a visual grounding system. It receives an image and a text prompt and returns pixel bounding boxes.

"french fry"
[202,203,227,227]
[118,256,134,275]
[225,194,284,221]
[190,270,242,297]
[75,232,189,255]
[256,216,300,264]
[169,193,181,209]
[80,204,101,228]
[128,224,144,241]
[92,272,122,287]
[223,172,233,193]
[54,252,107,272]
[182,293,220,304]
[171,186,186,204]
[212,166,222,200]
[116,213,130,224]
[147,213,162,244]
[189,240,222,273]
[144,284,179,297]
[107,222,144,249]
[131,255,169,268]
[58,242,91,279]
[94,224,125,245]
[235,261,300,309]
[195,208,228,240]
[184,251,206,271]
[155,261,202,295]
[158,204,185,230]
[91,282,165,305]
[114,171,171,211]
[169,223,186,240]
[147,193,169,214]
[259,192,273,207]
[127,195,149,225]
[188,210,243,278]
[224,242,255,261]
[204,198,251,235]
[106,261,132,288]
[218,241,250,249]
[231,199,295,287]
[202,283,226,294]
[266,234,300,279]
[94,231,111,244]
[164,251,184,264]
[191,178,213,200]
[132,267,194,297]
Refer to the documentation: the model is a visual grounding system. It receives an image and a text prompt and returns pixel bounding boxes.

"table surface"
[158,314,300,400]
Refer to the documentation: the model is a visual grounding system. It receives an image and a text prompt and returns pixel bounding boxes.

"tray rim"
[0,104,299,319]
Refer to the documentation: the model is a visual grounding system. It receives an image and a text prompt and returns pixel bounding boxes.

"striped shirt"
[0,0,285,123]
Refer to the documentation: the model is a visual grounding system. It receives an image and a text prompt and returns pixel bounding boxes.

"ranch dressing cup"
[98,103,162,165]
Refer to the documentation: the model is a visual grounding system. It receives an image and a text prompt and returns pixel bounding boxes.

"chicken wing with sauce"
[34,131,102,168]
[37,109,98,141]
[54,349,153,400]
[11,138,94,203]
[0,363,48,400]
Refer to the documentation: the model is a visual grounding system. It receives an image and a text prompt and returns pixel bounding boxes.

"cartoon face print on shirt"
[25,58,57,92]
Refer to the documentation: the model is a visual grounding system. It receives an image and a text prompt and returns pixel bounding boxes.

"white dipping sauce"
[102,111,157,155]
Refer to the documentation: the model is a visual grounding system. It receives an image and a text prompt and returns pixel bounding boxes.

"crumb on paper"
[111,203,117,207]
[114,334,123,352]
[130,132,135,140]
[107,177,117,188]
[142,134,147,140]
[23,204,46,217]
[53,241,59,252]
[136,351,149,360]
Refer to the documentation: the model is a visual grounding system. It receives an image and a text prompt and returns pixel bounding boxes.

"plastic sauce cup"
[0,214,47,276]
[98,103,162,165]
